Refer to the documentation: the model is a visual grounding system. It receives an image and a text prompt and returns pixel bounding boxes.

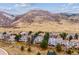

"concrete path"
[0,48,8,55]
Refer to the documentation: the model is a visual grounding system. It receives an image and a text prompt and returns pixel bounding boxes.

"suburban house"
[8,34,16,42]
[66,34,75,40]
[20,32,28,35]
[19,34,28,42]
[33,35,44,44]
[3,32,11,41]
[48,37,58,46]
[0,31,79,49]
[56,38,63,44]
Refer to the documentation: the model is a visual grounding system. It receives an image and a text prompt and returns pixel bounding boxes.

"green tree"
[28,31,32,35]
[34,31,41,37]
[15,34,21,42]
[40,40,48,48]
[40,32,49,49]
[59,32,68,40]
[56,43,62,52]
[74,33,78,39]
[69,35,73,41]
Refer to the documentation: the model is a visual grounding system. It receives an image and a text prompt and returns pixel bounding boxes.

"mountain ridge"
[0,10,79,27]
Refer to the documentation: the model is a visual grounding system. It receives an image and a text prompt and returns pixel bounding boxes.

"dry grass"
[0,21,79,33]
[2,43,51,55]
[0,41,78,55]
[0,41,51,55]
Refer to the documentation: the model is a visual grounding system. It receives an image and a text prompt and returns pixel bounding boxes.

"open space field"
[0,21,79,33]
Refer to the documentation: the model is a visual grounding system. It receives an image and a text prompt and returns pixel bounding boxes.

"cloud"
[0,7,12,12]
[15,3,32,7]
[57,3,79,13]
[6,7,12,10]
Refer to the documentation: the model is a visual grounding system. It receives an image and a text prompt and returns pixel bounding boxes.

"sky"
[0,3,79,15]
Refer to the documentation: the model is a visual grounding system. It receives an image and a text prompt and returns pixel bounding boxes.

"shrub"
[77,51,79,54]
[15,34,21,42]
[27,47,31,52]
[66,49,73,55]
[69,35,73,41]
[37,52,41,55]
[3,32,6,34]
[56,43,62,52]
[59,32,68,40]
[34,31,41,38]
[28,31,32,35]
[21,46,24,51]
[74,33,78,39]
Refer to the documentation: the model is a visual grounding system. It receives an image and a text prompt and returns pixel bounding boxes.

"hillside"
[0,10,79,33]
[0,11,15,27]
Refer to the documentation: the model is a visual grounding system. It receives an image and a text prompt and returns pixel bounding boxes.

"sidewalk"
[0,48,8,55]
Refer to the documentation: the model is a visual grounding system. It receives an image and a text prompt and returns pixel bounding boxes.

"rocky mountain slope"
[12,10,79,27]
[0,10,79,28]
[0,11,15,27]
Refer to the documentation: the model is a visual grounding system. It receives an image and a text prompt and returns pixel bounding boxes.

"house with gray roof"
[33,35,44,44]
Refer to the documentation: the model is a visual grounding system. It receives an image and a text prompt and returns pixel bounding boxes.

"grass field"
[0,21,79,33]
